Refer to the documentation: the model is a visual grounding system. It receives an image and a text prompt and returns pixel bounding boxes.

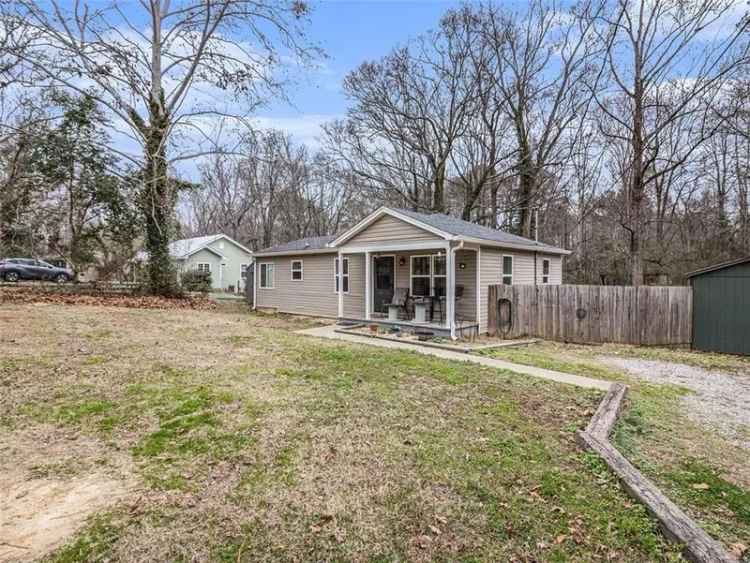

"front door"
[373,256,395,314]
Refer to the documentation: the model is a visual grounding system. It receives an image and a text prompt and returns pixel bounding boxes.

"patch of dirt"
[601,356,750,451]
[0,426,135,562]
[0,471,131,562]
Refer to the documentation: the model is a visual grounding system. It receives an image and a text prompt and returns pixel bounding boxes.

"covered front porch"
[335,241,480,339]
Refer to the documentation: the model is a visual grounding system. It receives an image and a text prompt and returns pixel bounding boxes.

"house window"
[542,259,550,284]
[197,263,211,274]
[291,260,303,281]
[410,254,446,297]
[259,263,274,289]
[502,255,513,285]
[411,255,432,297]
[334,257,349,293]
[433,255,446,297]
[241,263,249,279]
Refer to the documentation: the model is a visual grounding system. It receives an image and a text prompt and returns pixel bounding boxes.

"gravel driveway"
[601,356,750,451]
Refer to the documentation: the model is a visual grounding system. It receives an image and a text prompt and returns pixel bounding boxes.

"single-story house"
[252,207,570,338]
[169,234,253,292]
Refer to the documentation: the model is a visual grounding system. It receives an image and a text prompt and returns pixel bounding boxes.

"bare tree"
[8,0,315,293]
[593,0,748,285]
[474,0,605,238]
[335,15,478,212]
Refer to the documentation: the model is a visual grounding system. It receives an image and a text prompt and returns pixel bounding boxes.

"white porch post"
[337,251,344,319]
[445,242,455,339]
[476,247,481,332]
[365,251,371,320]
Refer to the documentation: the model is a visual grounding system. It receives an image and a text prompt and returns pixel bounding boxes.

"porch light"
[459,262,466,270]
[399,256,406,266]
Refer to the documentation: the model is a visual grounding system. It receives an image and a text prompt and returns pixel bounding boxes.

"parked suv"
[0,258,73,283]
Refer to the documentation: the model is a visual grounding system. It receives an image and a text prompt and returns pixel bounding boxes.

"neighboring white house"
[168,234,253,292]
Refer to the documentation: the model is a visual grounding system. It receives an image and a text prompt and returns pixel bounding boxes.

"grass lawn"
[0,303,693,562]
[480,341,750,555]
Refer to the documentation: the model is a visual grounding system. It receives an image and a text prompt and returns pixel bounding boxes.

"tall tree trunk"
[433,159,446,213]
[142,96,177,295]
[517,168,535,238]
[141,2,177,295]
[490,179,499,229]
[515,132,535,238]
[629,62,645,287]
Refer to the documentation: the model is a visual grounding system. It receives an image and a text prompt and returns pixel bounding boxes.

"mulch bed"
[0,287,216,310]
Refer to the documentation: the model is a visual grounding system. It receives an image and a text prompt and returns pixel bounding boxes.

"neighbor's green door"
[692,262,750,356]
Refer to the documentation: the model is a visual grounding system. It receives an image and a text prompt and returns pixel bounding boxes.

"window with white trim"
[291,260,303,281]
[542,259,550,284]
[432,255,446,297]
[502,255,513,285]
[259,263,274,289]
[334,257,349,293]
[410,255,432,297]
[197,263,211,274]
[240,263,249,279]
[410,254,447,297]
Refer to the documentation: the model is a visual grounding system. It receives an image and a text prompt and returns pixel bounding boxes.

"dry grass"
[1,303,688,562]
[480,341,750,553]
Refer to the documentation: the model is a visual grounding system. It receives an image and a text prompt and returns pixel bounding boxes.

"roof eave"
[253,248,337,258]
[458,235,571,255]
[181,246,226,259]
[685,255,750,278]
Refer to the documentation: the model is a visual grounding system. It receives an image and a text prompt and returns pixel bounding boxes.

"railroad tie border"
[577,383,736,563]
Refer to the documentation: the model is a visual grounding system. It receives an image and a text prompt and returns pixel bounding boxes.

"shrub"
[181,269,212,293]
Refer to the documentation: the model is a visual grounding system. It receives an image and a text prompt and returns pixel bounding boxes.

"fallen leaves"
[691,482,710,491]
[0,287,216,310]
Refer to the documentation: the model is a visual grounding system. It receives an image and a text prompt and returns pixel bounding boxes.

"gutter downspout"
[449,240,464,340]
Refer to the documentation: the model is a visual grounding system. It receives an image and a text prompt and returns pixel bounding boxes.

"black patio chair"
[433,285,464,324]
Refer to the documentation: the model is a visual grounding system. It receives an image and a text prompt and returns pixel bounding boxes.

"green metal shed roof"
[685,256,750,278]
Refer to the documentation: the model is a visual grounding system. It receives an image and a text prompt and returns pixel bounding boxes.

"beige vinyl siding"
[479,247,502,333]
[255,253,365,318]
[512,253,536,284]
[344,254,366,318]
[478,247,564,333]
[347,215,443,248]
[454,249,477,322]
[535,254,563,284]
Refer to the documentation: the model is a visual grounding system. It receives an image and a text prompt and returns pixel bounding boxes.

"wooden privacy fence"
[488,284,692,345]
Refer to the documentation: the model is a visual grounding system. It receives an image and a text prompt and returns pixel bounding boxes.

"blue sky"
[256,0,462,147]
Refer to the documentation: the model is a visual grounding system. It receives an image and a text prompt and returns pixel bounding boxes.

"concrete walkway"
[298,325,611,391]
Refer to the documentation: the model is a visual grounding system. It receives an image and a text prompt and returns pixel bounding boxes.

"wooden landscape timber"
[488,284,692,346]
[578,384,735,563]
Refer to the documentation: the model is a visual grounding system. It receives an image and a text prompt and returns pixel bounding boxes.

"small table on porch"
[413,298,431,323]
[387,304,401,321]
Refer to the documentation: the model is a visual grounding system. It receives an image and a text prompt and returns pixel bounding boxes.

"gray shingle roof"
[259,235,336,254]
[392,208,564,252]
[256,209,567,256]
